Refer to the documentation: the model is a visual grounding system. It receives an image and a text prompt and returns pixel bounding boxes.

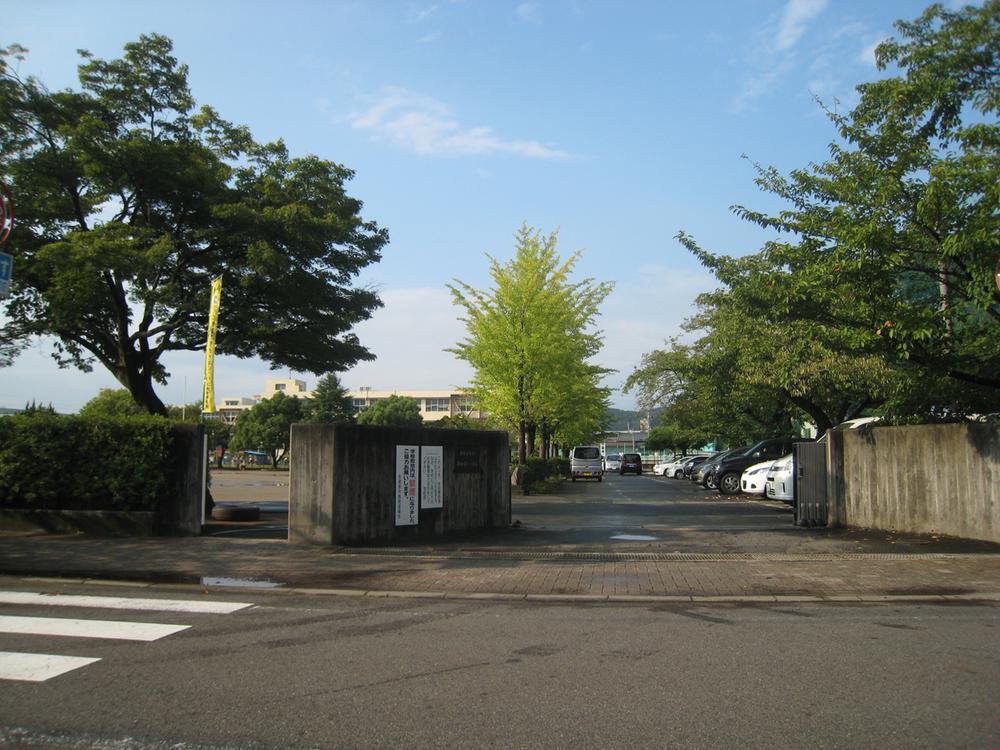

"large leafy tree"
[356,395,423,427]
[633,2,999,439]
[0,35,387,415]
[680,1,999,420]
[449,225,613,462]
[229,391,304,469]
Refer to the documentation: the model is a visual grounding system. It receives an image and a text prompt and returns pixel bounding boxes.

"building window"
[353,399,368,412]
[274,383,286,391]
[425,398,449,412]
[454,397,474,415]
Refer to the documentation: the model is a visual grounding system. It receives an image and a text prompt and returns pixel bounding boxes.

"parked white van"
[570,446,603,482]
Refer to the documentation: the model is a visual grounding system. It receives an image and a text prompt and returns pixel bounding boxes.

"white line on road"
[0,651,101,682]
[0,591,254,614]
[0,615,190,641]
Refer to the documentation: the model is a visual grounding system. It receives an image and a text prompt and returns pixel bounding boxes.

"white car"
[652,456,681,476]
[764,417,882,504]
[604,454,622,472]
[740,459,775,496]
[653,455,701,478]
[765,453,794,503]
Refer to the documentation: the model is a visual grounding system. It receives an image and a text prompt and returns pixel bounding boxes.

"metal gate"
[794,442,827,527]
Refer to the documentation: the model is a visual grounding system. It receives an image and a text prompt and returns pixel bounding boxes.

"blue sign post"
[0,251,11,299]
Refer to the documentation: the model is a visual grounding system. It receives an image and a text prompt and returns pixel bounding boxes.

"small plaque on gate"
[454,447,481,474]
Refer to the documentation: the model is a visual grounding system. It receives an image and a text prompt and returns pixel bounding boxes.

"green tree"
[427,413,493,430]
[0,35,387,415]
[356,395,423,427]
[678,1,999,420]
[162,400,231,455]
[302,373,354,424]
[449,225,614,462]
[79,388,147,418]
[229,391,304,469]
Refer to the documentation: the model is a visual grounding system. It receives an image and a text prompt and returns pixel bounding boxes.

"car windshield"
[573,447,600,459]
[623,454,640,460]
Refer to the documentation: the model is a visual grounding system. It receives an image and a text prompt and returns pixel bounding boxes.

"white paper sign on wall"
[421,446,443,509]
[395,445,419,526]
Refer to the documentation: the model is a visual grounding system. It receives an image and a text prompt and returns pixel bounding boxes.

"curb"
[6,574,1000,606]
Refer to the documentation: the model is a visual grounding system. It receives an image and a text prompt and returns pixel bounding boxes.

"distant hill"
[605,407,662,432]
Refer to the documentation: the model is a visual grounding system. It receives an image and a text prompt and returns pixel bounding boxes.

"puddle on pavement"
[201,576,285,589]
[610,534,659,542]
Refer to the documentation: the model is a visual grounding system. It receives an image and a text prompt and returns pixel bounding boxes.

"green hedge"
[517,457,570,486]
[0,413,177,511]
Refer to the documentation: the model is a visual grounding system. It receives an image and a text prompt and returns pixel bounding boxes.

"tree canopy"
[302,373,354,424]
[630,1,999,441]
[0,34,387,415]
[356,395,423,427]
[229,391,304,468]
[78,388,146,419]
[449,225,613,461]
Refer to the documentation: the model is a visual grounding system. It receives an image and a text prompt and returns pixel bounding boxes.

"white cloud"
[773,0,828,52]
[731,0,834,111]
[595,267,717,407]
[515,2,541,24]
[856,36,886,67]
[408,4,439,23]
[351,86,569,159]
[343,287,473,392]
[416,31,442,44]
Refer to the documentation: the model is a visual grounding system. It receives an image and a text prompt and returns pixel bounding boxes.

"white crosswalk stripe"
[0,591,254,614]
[0,651,101,682]
[0,589,255,683]
[0,615,190,641]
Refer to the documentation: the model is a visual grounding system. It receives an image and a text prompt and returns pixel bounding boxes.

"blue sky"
[2,0,942,412]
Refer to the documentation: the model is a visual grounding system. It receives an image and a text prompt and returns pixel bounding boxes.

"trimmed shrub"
[0,413,177,511]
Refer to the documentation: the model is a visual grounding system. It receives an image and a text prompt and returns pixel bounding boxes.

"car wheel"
[598,475,602,482]
[674,469,683,478]
[572,477,576,482]
[718,472,741,495]
[704,473,716,490]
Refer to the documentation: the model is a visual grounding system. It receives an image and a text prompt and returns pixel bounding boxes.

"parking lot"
[209,468,998,555]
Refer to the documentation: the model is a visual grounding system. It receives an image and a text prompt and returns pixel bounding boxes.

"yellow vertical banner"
[202,276,223,414]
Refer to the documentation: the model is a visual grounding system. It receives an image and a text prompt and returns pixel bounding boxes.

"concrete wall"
[827,423,1000,543]
[289,424,510,545]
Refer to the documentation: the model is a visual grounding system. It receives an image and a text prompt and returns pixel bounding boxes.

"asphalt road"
[1,578,997,749]
[209,469,1000,556]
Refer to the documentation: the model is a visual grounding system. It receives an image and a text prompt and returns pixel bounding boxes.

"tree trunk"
[526,422,537,457]
[939,257,953,339]
[116,357,168,416]
[782,390,834,438]
[518,420,527,464]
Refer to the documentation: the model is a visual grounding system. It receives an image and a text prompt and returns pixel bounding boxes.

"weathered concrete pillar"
[825,428,846,528]
[289,423,510,545]
[161,424,205,536]
[288,424,338,545]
